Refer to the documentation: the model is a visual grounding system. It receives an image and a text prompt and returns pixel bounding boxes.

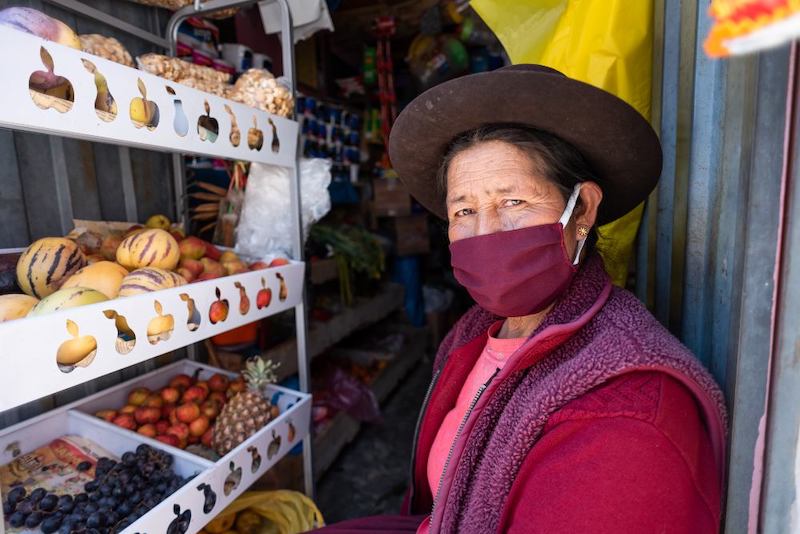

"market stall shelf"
[0,260,304,412]
[0,360,311,533]
[0,26,298,167]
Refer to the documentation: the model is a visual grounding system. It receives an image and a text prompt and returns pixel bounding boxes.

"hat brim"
[387,67,662,226]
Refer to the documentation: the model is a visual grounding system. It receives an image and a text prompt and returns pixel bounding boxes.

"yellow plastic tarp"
[471,0,655,286]
[203,490,324,534]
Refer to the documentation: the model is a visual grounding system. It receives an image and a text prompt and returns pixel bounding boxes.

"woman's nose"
[475,212,503,237]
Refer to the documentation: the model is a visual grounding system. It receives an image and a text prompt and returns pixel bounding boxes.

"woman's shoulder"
[545,370,707,443]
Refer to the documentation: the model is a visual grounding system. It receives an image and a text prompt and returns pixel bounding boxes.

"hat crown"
[496,64,565,76]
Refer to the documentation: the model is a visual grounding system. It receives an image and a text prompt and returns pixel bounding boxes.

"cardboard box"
[394,214,430,255]
[372,178,412,217]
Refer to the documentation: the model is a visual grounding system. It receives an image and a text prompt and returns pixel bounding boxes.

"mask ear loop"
[558,183,587,265]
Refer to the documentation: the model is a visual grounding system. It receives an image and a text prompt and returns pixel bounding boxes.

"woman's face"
[446,141,602,255]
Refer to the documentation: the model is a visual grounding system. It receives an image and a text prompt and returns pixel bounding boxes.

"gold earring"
[577,225,590,238]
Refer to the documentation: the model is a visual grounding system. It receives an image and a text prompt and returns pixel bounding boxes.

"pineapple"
[212,357,280,456]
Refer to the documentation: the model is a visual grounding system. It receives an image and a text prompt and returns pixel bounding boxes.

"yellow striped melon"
[16,237,86,298]
[27,287,108,316]
[119,267,186,297]
[116,229,179,271]
[0,294,39,322]
[61,261,129,299]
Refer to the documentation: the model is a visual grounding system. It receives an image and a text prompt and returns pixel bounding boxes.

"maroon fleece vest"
[416,255,728,533]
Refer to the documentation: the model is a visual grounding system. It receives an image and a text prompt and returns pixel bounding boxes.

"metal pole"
[118,147,139,223]
[50,137,74,235]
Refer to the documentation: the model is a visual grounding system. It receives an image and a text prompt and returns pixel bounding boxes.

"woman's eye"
[454,208,474,217]
[504,199,524,207]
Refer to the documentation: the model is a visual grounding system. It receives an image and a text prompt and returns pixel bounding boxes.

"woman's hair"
[436,123,600,249]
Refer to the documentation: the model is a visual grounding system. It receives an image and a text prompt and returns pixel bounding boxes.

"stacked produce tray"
[0,258,304,411]
[1,360,311,533]
[0,25,297,166]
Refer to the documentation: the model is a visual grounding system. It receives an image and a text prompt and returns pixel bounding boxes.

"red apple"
[167,422,190,441]
[209,373,230,393]
[155,420,170,435]
[182,385,208,404]
[176,267,195,283]
[200,400,220,419]
[209,391,227,406]
[127,387,151,406]
[249,261,269,271]
[155,434,180,447]
[160,387,181,404]
[195,272,221,283]
[176,402,201,423]
[112,413,137,430]
[169,374,193,390]
[200,258,225,277]
[269,257,290,267]
[95,409,117,422]
[120,405,137,414]
[137,424,157,438]
[196,380,210,393]
[202,240,222,260]
[144,394,163,408]
[180,258,204,277]
[201,428,214,447]
[179,236,205,260]
[189,415,210,437]
[134,406,161,425]
[162,403,176,420]
[169,409,180,426]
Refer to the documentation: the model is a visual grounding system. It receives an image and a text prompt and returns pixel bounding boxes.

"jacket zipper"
[408,368,442,508]
[429,367,501,531]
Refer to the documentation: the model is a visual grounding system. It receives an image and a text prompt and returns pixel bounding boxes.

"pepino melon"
[119,267,186,297]
[116,229,179,271]
[0,294,39,322]
[61,261,128,299]
[27,287,107,316]
[16,238,86,299]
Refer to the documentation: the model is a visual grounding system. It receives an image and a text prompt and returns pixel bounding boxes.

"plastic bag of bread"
[227,69,294,117]
[137,53,231,84]
[177,76,230,97]
[80,34,134,67]
[129,0,237,18]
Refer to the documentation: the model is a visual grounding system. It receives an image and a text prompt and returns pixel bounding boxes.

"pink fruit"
[169,374,193,390]
[160,387,180,404]
[95,409,117,422]
[155,434,180,447]
[176,402,201,423]
[209,373,229,393]
[179,236,205,260]
[189,415,210,437]
[137,424,157,438]
[127,387,150,406]
[112,413,137,430]
[134,406,161,425]
[182,385,208,404]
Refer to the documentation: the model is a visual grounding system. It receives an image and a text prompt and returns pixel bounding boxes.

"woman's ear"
[576,181,603,228]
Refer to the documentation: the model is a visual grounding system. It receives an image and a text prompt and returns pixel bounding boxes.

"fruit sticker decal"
[223,461,242,496]
[197,482,217,514]
[247,116,264,151]
[267,429,281,460]
[234,281,250,315]
[130,78,159,130]
[81,58,116,121]
[147,300,174,344]
[209,287,229,325]
[225,104,241,147]
[29,47,74,112]
[256,277,272,310]
[167,86,189,137]
[180,293,201,332]
[269,117,280,153]
[197,100,219,143]
[56,319,97,372]
[103,309,136,354]
[248,445,262,473]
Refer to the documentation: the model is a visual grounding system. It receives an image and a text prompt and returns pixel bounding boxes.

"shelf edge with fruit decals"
[0,260,304,412]
[0,360,312,534]
[0,25,298,167]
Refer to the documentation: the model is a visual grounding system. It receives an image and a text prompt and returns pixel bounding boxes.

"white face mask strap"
[559,183,583,227]
[558,183,586,265]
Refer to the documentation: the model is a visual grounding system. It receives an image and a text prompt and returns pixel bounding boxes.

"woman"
[312,65,727,533]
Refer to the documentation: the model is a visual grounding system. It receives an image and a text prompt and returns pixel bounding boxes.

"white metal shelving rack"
[0,0,314,531]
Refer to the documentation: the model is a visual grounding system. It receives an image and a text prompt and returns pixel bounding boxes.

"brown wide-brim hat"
[387,64,662,226]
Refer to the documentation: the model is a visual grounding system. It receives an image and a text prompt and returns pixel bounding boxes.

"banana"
[0,7,80,49]
[0,294,39,322]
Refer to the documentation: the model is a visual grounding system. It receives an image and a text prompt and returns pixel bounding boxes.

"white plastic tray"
[0,261,304,412]
[0,360,311,534]
[0,25,298,167]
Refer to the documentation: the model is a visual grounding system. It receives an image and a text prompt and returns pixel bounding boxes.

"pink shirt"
[416,325,526,533]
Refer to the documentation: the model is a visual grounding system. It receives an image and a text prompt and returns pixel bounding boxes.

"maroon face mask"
[449,184,586,318]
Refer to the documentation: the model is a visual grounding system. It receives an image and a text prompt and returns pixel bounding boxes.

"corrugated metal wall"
[638,1,793,530]
[0,0,181,428]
